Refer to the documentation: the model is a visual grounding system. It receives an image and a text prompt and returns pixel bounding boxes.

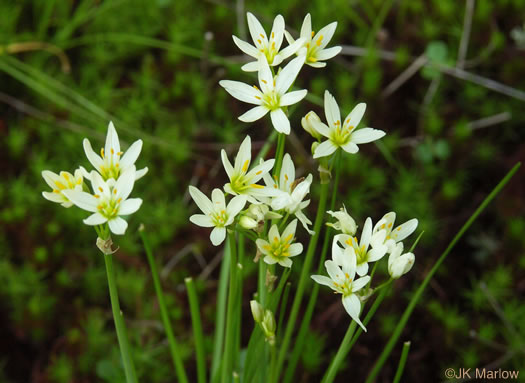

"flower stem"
[365,162,521,383]
[273,133,286,178]
[103,253,138,383]
[393,341,411,383]
[275,178,330,381]
[139,228,188,383]
[185,277,206,383]
[221,230,238,383]
[321,321,358,383]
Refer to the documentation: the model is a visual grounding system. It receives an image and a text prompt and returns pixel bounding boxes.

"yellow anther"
[253,85,260,90]
[260,33,264,38]
[250,184,264,189]
[388,223,392,228]
[264,245,272,251]
[273,184,277,188]
[97,205,102,210]
[381,224,385,229]
[284,174,288,181]
[94,194,100,199]
[55,181,66,190]
[98,187,103,192]
[311,31,315,38]
[100,148,105,158]
[62,173,69,180]
[306,42,310,48]
[345,238,352,245]
[284,234,293,242]
[316,35,323,46]
[257,39,262,44]
[271,41,275,49]
[221,210,226,214]
[113,189,117,194]
[111,148,114,155]
[53,189,60,194]
[117,151,123,156]
[273,236,279,242]
[308,56,317,63]
[115,163,119,168]
[76,178,82,185]
[345,273,350,279]
[117,198,122,203]
[397,227,401,231]
[272,32,275,39]
[255,96,261,100]
[256,170,262,175]
[261,79,267,84]
[242,160,250,172]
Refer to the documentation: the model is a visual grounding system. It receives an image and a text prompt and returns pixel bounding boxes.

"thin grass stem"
[185,278,206,383]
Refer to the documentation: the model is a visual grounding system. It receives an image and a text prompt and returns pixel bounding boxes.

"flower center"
[212,209,228,227]
[266,233,293,259]
[99,147,124,180]
[95,193,123,219]
[331,120,354,146]
[333,273,354,296]
[263,90,281,110]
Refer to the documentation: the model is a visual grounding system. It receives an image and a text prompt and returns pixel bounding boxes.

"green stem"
[283,151,342,383]
[275,180,330,380]
[365,162,521,383]
[221,231,238,383]
[185,278,206,383]
[273,133,286,178]
[393,341,411,383]
[139,229,188,383]
[103,254,138,383]
[321,321,358,383]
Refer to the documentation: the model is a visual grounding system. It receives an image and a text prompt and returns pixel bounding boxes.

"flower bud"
[250,300,264,323]
[327,206,358,236]
[388,243,415,279]
[301,111,322,140]
[261,309,276,345]
[239,215,258,230]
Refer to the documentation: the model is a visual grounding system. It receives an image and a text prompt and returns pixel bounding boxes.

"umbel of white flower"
[308,91,386,158]
[42,169,84,207]
[189,186,247,246]
[311,236,371,331]
[219,55,307,134]
[263,153,314,234]
[256,219,303,268]
[83,121,148,181]
[233,12,305,72]
[284,13,342,68]
[221,135,276,203]
[327,204,357,236]
[373,212,419,252]
[63,167,143,235]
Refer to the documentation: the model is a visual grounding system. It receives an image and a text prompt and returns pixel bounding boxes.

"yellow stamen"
[117,151,123,156]
[272,32,275,39]
[117,198,122,203]
[256,170,262,175]
[255,95,261,100]
[250,184,264,189]
[345,273,350,279]
[242,160,250,172]
[284,234,293,242]
[257,39,262,44]
[284,174,288,181]
[53,189,60,194]
[76,178,82,185]
[260,33,264,39]
[111,148,114,155]
[97,205,102,210]
[100,148,105,158]
[316,35,323,46]
[94,194,100,199]
[308,56,317,63]
[115,163,119,168]
[261,79,267,84]
[253,85,260,90]
[264,245,272,251]
[55,181,66,190]
[271,41,275,49]
[113,189,117,194]
[62,173,69,180]
[397,227,401,231]
[311,31,315,38]
[388,223,392,228]
[98,187,103,193]
[381,224,385,229]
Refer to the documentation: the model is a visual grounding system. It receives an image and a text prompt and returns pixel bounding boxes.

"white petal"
[42,170,60,189]
[288,243,303,257]
[311,275,337,291]
[295,211,314,235]
[367,246,387,262]
[279,258,293,268]
[114,167,136,200]
[351,276,371,292]
[247,12,267,46]
[135,167,148,180]
[324,90,340,128]
[83,139,104,169]
[190,214,214,227]
[221,150,234,178]
[241,61,262,72]
[234,135,252,174]
[356,262,369,277]
[245,159,275,183]
[344,103,367,130]
[311,120,331,138]
[341,141,359,154]
[189,186,213,215]
[270,109,290,134]
[120,140,143,169]
[219,80,263,105]
[316,46,342,61]
[270,15,285,52]
[257,56,274,93]
[284,30,295,45]
[119,198,142,215]
[306,61,327,68]
[226,195,248,221]
[282,219,298,240]
[232,35,259,58]
[275,55,304,94]
[314,22,337,50]
[264,255,278,265]
[313,140,337,159]
[239,105,269,122]
[391,219,419,242]
[42,191,65,204]
[276,38,305,61]
[300,14,312,39]
[342,294,366,332]
[360,218,372,249]
[109,217,128,235]
[256,239,271,256]
[351,128,386,144]
[280,90,307,106]
[325,260,344,284]
[84,213,107,226]
[62,190,98,212]
[211,188,226,210]
[210,227,226,246]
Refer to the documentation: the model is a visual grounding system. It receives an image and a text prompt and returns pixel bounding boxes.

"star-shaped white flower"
[326,204,357,236]
[388,242,415,279]
[189,186,247,246]
[311,91,386,158]
[256,219,303,268]
[42,169,84,208]
[311,235,370,331]
[373,212,418,252]
[339,217,388,276]
[219,55,307,134]
[83,121,148,181]
[62,166,143,235]
[262,153,314,234]
[284,14,342,68]
[233,12,305,72]
[221,135,276,203]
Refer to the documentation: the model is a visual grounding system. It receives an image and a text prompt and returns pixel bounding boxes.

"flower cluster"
[312,209,418,330]
[42,122,146,235]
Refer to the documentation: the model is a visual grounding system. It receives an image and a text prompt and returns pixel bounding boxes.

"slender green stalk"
[139,229,188,383]
[235,234,245,372]
[283,151,342,383]
[103,254,138,383]
[393,341,411,383]
[273,133,286,178]
[185,278,206,383]
[221,231,238,383]
[211,239,231,381]
[365,162,521,383]
[321,321,358,383]
[277,282,291,340]
[275,180,330,380]
[258,259,268,306]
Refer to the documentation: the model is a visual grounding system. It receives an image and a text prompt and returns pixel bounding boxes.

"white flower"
[221,135,276,203]
[284,14,342,68]
[311,236,370,331]
[388,242,415,279]
[42,169,84,207]
[189,186,247,246]
[301,111,322,140]
[233,12,305,72]
[250,300,264,323]
[219,55,307,134]
[62,166,143,235]
[262,153,314,234]
[340,218,388,276]
[326,204,357,236]
[373,212,418,252]
[311,91,386,159]
[255,219,303,268]
[83,121,148,181]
